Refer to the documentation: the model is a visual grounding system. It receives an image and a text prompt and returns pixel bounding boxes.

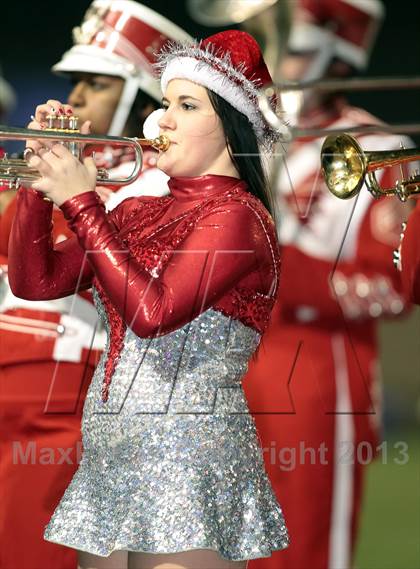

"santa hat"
[52,0,192,136]
[156,30,287,148]
[288,0,385,75]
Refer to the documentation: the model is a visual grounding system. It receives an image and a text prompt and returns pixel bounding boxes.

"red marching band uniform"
[0,2,191,568]
[0,160,162,569]
[244,103,411,569]
[398,200,420,303]
[244,1,413,568]
[0,195,102,569]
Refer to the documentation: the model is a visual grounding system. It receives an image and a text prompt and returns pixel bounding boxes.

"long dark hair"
[207,89,275,219]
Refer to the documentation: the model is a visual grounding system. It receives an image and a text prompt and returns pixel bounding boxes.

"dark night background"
[1,0,420,143]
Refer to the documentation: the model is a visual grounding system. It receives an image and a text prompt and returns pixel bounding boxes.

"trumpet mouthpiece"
[154,135,170,152]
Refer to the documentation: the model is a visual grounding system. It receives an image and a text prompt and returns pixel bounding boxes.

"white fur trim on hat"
[161,56,266,138]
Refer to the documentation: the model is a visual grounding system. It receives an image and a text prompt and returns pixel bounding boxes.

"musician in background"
[242,1,413,568]
[0,3,190,568]
[395,200,420,302]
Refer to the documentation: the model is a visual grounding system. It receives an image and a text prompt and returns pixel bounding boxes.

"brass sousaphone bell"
[320,133,420,202]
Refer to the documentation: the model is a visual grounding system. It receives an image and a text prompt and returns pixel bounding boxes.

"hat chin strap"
[108,76,142,136]
[301,31,335,83]
[284,33,335,123]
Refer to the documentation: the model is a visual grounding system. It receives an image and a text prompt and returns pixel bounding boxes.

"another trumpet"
[321,133,420,202]
[0,119,170,190]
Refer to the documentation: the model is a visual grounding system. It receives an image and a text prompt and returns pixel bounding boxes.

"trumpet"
[321,133,420,202]
[0,122,170,190]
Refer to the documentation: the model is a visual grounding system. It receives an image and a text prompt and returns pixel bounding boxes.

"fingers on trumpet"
[31,100,74,127]
[25,100,81,161]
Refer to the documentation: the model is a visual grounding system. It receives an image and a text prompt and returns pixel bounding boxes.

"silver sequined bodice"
[82,289,260,449]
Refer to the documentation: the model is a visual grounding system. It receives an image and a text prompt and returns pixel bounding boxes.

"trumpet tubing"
[0,122,170,190]
[321,133,420,202]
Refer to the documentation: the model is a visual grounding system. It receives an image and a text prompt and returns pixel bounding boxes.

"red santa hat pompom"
[156,30,289,149]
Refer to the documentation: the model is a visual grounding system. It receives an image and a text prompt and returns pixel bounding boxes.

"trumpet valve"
[45,114,79,133]
[97,168,109,182]
[46,114,55,129]
[68,115,78,130]
[43,114,80,159]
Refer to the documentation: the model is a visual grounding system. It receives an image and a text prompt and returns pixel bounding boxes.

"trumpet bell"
[321,133,366,200]
[321,132,420,201]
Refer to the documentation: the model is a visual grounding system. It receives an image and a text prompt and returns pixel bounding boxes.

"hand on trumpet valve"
[23,99,97,206]
[28,99,75,129]
[26,99,85,154]
[28,142,97,207]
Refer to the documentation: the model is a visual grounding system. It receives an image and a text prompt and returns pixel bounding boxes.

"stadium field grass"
[355,430,420,569]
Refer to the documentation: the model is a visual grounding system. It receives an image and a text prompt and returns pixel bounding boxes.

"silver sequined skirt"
[44,307,289,560]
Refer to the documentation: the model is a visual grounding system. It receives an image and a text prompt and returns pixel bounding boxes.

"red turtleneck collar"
[168,174,247,202]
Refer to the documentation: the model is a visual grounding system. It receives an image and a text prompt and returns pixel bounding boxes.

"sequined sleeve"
[8,188,94,300]
[60,191,273,338]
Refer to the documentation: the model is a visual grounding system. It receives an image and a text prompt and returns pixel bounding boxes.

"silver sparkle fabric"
[44,292,289,560]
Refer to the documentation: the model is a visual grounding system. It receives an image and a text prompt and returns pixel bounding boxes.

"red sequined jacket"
[8,175,280,340]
